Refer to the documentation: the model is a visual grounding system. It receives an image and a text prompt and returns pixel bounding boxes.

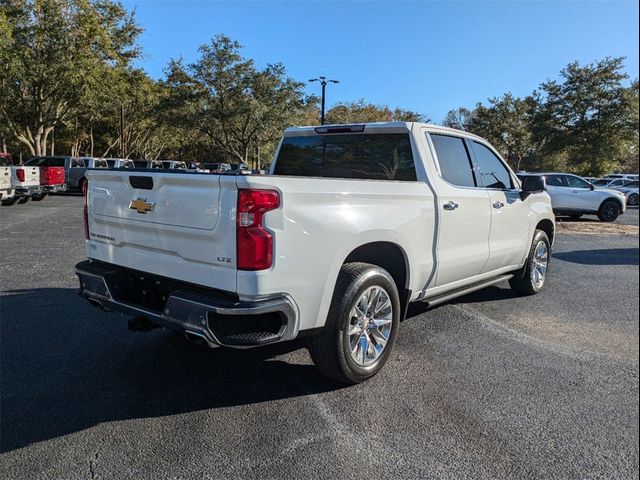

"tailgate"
[13,166,40,187]
[86,170,238,292]
[41,166,65,185]
[0,167,10,189]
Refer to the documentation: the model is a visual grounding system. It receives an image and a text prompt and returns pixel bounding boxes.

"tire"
[628,193,639,207]
[597,200,620,222]
[17,196,30,204]
[308,262,401,384]
[509,230,551,296]
[79,178,87,194]
[31,193,48,201]
[1,197,18,206]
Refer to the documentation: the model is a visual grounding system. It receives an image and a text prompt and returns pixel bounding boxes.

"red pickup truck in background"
[24,156,67,200]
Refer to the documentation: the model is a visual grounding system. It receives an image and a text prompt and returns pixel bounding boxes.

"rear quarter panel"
[235,174,435,331]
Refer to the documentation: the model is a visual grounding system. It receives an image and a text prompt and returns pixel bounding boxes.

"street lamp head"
[308,78,319,83]
[329,80,339,84]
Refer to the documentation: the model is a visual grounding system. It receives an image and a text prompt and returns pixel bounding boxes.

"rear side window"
[274,133,417,181]
[430,134,476,187]
[72,158,86,168]
[545,175,566,187]
[472,142,513,189]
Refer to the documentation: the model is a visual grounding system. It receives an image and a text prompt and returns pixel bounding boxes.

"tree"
[163,35,307,168]
[442,107,474,131]
[325,99,427,124]
[468,93,536,172]
[531,57,638,176]
[0,0,141,156]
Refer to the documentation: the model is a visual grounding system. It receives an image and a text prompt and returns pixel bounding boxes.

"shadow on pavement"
[0,288,343,453]
[554,248,639,266]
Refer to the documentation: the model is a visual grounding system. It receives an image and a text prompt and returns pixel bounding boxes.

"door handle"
[443,201,459,211]
[493,201,505,209]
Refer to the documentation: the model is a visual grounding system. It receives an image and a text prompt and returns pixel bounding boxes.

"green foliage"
[0,0,141,155]
[326,99,426,124]
[447,58,638,176]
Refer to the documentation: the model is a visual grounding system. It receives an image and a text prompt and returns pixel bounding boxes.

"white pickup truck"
[76,122,555,383]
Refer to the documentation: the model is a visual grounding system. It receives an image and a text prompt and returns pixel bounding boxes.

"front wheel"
[308,263,400,384]
[597,200,620,222]
[510,230,551,296]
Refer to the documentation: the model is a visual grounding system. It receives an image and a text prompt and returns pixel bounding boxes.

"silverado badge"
[129,198,155,214]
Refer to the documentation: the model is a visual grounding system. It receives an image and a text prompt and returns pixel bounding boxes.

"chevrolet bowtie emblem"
[129,198,155,214]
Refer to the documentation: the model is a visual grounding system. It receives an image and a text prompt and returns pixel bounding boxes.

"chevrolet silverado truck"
[4,163,41,205]
[76,123,555,383]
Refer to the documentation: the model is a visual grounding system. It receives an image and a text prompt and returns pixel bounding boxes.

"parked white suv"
[76,123,555,383]
[520,173,626,222]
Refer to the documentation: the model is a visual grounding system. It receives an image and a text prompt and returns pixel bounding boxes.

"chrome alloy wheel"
[348,286,393,367]
[531,241,549,290]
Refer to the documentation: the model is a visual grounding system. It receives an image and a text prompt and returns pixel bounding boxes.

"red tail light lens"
[237,189,280,270]
[83,179,89,240]
[16,168,25,182]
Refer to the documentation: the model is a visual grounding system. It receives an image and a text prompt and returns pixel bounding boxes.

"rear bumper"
[15,185,43,196]
[75,260,299,348]
[43,184,66,193]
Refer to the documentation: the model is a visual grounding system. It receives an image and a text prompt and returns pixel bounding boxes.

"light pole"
[309,76,339,125]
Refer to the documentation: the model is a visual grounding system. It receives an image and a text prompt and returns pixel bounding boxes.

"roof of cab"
[284,122,486,142]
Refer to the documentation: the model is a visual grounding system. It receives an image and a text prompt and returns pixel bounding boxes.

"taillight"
[83,179,89,240]
[237,189,280,270]
[16,168,25,182]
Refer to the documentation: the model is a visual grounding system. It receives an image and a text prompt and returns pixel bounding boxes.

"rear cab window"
[274,133,417,181]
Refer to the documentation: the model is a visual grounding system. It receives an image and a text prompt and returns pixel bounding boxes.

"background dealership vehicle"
[67,157,109,191]
[5,163,41,205]
[76,122,555,384]
[24,156,67,200]
[519,173,627,222]
[592,177,630,189]
[161,160,187,170]
[615,180,639,206]
[106,158,135,169]
[0,156,15,203]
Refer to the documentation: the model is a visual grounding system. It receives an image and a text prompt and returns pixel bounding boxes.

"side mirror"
[520,176,546,200]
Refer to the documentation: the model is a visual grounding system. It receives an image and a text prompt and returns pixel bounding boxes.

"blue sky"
[122,0,639,122]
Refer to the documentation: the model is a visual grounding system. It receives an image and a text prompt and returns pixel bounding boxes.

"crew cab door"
[468,141,531,272]
[426,132,491,287]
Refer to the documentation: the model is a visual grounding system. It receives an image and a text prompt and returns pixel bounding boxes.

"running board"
[423,274,514,308]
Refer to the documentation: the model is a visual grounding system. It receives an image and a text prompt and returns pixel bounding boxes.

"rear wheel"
[1,196,18,206]
[308,262,400,384]
[597,200,620,222]
[510,230,551,296]
[628,193,639,206]
[17,196,30,204]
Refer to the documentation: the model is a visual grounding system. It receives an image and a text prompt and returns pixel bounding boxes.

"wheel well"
[343,242,411,319]
[600,197,623,211]
[536,219,555,245]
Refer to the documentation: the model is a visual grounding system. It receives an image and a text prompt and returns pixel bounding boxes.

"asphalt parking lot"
[1,196,638,479]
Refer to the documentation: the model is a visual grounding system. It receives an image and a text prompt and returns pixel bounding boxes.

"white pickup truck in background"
[1,163,41,205]
[76,122,555,383]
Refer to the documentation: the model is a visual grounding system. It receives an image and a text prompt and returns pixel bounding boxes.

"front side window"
[566,175,591,189]
[430,134,476,187]
[274,133,417,181]
[472,142,513,189]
